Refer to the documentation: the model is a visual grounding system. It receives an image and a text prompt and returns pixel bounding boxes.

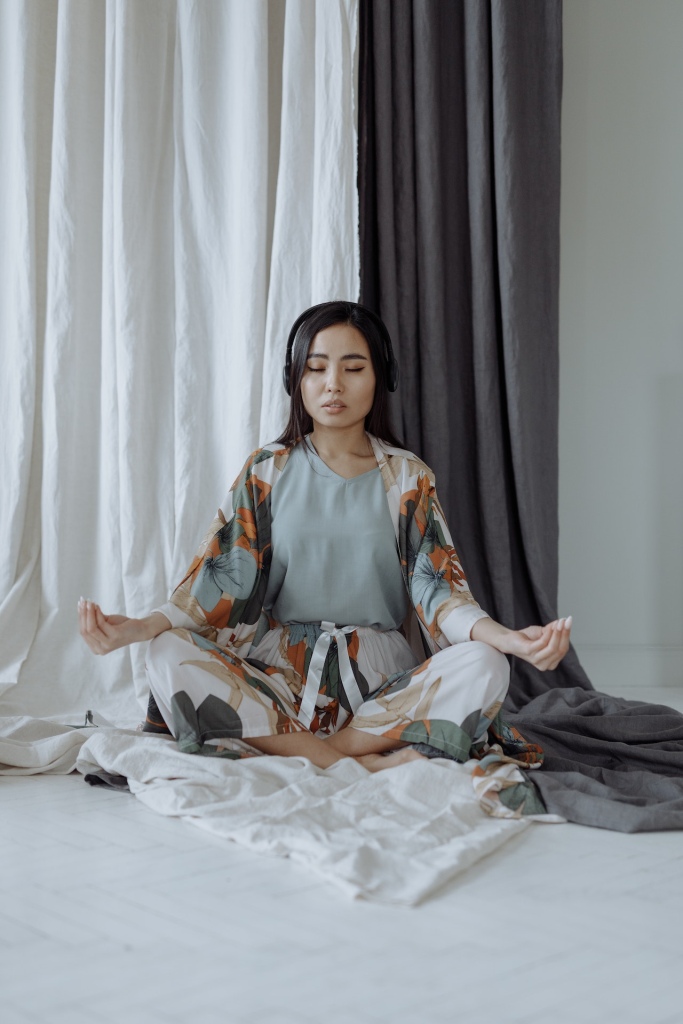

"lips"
[323,402,346,409]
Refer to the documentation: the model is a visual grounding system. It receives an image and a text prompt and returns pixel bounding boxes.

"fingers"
[94,603,111,633]
[78,597,100,653]
[536,616,572,670]
[524,623,555,653]
[552,615,573,636]
[520,625,545,643]
[519,616,572,671]
[536,620,565,670]
[86,599,105,640]
[78,597,112,655]
[78,597,97,650]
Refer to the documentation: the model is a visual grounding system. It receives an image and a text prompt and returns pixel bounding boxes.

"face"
[300,323,377,431]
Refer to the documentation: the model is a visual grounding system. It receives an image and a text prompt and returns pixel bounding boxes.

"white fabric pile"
[0,716,94,775]
[0,716,537,903]
[74,728,529,904]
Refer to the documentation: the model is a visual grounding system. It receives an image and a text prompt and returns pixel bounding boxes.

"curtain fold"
[259,0,360,442]
[0,0,58,689]
[359,0,591,704]
[0,0,359,719]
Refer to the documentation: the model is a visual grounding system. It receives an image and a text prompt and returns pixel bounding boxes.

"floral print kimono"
[145,435,544,817]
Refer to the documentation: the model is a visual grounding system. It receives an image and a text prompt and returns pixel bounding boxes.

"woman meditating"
[79,301,571,772]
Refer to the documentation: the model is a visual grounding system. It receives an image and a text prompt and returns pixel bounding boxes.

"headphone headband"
[282,302,399,396]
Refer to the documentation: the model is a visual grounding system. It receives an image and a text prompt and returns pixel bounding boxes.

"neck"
[308,424,372,458]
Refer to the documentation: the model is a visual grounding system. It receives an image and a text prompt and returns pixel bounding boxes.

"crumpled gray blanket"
[506,686,683,832]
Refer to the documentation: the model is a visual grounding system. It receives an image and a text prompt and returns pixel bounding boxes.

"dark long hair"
[275,300,404,448]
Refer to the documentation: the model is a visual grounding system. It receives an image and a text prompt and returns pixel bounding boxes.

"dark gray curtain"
[358,0,590,706]
[358,1,683,832]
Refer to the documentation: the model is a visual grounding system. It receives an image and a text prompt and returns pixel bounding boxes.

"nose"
[325,364,343,391]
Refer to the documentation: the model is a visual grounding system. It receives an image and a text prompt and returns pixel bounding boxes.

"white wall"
[559,0,683,692]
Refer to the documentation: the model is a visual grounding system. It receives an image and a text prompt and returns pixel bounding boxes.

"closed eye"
[306,365,366,372]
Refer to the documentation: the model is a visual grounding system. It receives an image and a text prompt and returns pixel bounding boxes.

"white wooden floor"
[2,686,683,1024]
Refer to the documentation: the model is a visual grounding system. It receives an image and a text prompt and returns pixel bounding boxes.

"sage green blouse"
[264,441,408,630]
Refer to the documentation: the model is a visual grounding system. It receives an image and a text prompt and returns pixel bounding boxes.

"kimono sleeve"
[404,470,490,645]
[154,450,273,640]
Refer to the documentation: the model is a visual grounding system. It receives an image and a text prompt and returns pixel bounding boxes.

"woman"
[79,300,571,772]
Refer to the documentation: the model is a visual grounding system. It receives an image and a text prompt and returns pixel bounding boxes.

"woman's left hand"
[506,617,573,671]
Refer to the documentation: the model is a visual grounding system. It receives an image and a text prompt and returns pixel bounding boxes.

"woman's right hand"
[78,598,150,655]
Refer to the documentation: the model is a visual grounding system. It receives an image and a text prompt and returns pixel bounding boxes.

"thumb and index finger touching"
[518,616,573,660]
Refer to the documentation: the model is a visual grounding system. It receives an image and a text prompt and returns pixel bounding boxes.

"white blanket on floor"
[75,728,529,905]
[0,716,95,774]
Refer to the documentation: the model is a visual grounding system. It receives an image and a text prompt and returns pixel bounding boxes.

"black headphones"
[282,302,400,396]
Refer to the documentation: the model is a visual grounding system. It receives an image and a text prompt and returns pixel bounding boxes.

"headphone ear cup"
[368,309,399,393]
[282,304,322,397]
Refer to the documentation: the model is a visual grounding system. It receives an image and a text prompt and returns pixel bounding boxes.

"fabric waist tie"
[297,622,364,729]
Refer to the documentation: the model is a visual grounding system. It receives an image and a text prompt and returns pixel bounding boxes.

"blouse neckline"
[303,436,380,482]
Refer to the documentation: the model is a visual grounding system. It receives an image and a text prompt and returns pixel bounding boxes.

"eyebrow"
[306,352,368,361]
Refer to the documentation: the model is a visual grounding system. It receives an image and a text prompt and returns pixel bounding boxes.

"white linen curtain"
[0,0,359,720]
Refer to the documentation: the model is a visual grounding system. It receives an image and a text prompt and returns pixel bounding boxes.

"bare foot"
[356,748,427,773]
